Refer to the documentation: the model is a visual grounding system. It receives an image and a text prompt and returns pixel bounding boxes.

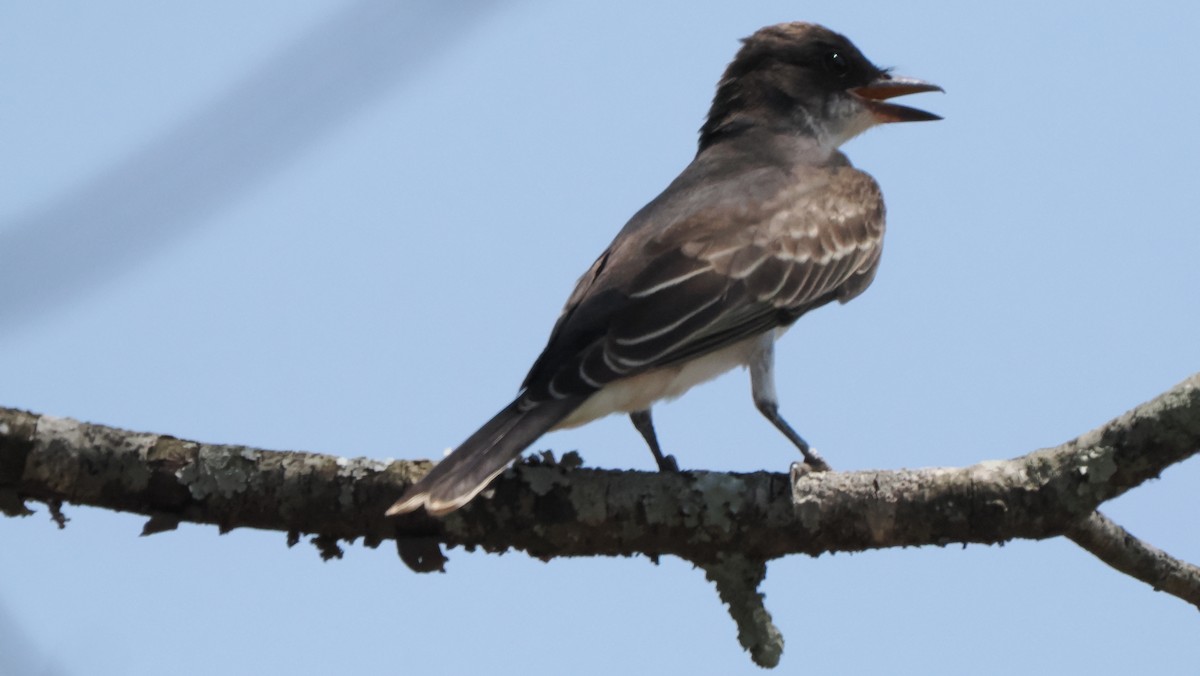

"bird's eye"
[824,51,850,77]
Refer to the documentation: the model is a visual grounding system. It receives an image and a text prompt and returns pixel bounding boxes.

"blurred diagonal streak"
[0,0,500,335]
[0,602,65,676]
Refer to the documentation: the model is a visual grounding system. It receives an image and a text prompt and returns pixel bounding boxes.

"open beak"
[851,75,943,123]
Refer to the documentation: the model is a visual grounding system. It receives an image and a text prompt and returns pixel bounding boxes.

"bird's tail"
[386,396,581,516]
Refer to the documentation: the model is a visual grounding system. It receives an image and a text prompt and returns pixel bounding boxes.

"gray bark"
[2,373,1198,667]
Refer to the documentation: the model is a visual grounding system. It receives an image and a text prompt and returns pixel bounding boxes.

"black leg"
[629,409,679,472]
[753,400,830,472]
[749,334,831,472]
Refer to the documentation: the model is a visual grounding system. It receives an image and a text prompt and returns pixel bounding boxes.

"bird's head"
[699,22,941,154]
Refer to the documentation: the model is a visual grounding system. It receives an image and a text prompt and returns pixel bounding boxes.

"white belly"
[553,333,767,430]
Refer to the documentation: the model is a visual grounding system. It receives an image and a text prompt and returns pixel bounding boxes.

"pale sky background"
[2,2,1198,674]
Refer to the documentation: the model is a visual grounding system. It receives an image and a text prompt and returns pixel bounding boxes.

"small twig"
[47,498,68,529]
[697,553,783,668]
[1066,510,1200,611]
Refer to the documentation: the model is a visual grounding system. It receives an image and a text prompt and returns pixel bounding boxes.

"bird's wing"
[522,165,885,404]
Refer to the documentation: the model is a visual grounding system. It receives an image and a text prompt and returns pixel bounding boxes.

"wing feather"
[522,164,886,404]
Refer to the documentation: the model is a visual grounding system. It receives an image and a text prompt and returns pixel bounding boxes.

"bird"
[388,21,940,517]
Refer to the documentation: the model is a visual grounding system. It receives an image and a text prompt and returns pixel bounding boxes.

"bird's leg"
[756,400,831,472]
[749,335,831,472]
[630,409,679,472]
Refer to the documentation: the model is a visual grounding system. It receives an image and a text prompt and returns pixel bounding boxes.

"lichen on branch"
[1,373,1198,668]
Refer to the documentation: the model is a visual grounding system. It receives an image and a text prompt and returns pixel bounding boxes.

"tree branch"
[698,553,783,668]
[1066,510,1200,610]
[2,373,1198,666]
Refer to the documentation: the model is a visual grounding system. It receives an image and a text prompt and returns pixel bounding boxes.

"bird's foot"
[656,454,680,473]
[797,446,831,473]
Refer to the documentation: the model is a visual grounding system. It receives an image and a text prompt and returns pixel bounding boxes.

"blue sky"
[2,1,1198,674]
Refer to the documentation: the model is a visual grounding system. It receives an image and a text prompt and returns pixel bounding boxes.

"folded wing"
[522,165,886,406]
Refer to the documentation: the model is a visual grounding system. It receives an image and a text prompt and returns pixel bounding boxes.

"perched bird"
[388,22,940,516]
